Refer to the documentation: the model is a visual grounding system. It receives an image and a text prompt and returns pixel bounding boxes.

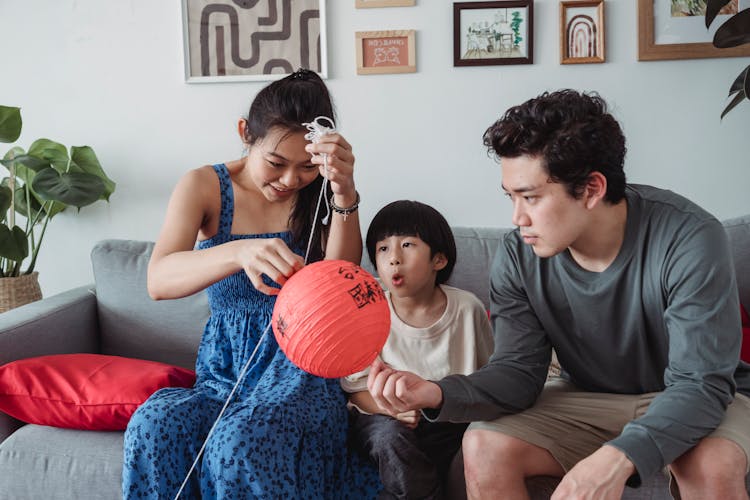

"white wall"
[1,0,749,296]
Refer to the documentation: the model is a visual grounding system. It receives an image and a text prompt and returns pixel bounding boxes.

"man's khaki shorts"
[469,378,750,476]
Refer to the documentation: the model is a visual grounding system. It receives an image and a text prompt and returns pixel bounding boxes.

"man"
[368,90,750,499]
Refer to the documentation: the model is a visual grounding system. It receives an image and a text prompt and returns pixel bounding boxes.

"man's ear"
[433,252,448,271]
[584,172,608,209]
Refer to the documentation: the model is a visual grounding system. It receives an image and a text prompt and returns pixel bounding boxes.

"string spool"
[272,259,390,378]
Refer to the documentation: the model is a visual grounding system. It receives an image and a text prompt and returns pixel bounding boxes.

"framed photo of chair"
[560,0,605,64]
[453,1,534,66]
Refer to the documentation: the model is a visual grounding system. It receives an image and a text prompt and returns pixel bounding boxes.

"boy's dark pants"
[349,411,468,500]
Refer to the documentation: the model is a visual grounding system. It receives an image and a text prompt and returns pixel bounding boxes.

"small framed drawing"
[355,30,417,75]
[453,1,534,66]
[355,0,416,7]
[560,0,605,64]
[638,0,750,61]
[181,0,327,83]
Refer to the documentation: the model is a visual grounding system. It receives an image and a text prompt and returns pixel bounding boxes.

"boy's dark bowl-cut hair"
[366,200,457,285]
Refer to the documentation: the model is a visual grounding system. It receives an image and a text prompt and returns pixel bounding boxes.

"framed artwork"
[181,0,327,83]
[638,0,750,61]
[560,0,605,64]
[355,30,417,75]
[355,0,415,7]
[453,1,534,66]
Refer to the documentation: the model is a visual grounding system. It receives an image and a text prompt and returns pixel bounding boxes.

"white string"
[173,321,272,499]
[173,116,337,499]
[302,116,336,264]
[305,182,329,264]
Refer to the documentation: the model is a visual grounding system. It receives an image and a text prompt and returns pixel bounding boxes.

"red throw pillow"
[741,304,750,363]
[0,354,195,430]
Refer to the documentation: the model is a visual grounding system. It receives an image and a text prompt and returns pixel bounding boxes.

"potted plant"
[0,105,115,312]
[705,0,750,118]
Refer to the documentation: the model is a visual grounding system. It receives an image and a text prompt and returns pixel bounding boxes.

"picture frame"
[637,0,750,61]
[355,0,415,7]
[560,0,605,64]
[453,1,534,67]
[181,0,327,83]
[355,30,417,75]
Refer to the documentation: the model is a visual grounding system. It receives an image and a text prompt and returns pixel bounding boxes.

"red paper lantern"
[272,260,390,378]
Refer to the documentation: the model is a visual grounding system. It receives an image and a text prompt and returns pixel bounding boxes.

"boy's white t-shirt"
[341,285,494,395]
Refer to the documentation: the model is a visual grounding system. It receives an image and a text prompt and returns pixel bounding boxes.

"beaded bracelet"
[330,191,360,220]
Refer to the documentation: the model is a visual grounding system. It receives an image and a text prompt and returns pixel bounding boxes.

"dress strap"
[211,163,235,241]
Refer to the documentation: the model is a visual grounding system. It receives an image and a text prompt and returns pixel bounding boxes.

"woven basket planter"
[0,272,42,313]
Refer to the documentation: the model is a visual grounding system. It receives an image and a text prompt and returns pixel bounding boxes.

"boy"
[342,200,494,500]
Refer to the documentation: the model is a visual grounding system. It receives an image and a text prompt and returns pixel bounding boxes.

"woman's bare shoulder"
[170,164,218,197]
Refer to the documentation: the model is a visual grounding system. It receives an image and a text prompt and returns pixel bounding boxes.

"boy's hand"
[395,410,420,429]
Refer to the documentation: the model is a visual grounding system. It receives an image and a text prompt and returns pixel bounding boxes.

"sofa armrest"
[0,285,99,442]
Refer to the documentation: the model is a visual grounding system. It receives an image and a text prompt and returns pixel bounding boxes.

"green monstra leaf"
[0,225,29,261]
[0,154,51,172]
[27,139,69,173]
[71,146,116,200]
[32,169,105,207]
[0,185,12,222]
[0,106,22,143]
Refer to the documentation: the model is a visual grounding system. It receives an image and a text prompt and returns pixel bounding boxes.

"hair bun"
[292,68,315,80]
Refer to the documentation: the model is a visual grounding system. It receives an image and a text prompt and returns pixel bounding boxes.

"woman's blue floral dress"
[122,164,381,499]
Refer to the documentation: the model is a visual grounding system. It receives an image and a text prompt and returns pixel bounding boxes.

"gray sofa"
[1,215,749,499]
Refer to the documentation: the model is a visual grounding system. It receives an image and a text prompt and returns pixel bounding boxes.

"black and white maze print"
[197,0,321,76]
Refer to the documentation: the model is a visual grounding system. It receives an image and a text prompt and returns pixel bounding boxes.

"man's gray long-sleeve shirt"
[433,184,750,485]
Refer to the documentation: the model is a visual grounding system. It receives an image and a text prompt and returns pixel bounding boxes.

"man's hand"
[551,445,635,500]
[367,358,443,415]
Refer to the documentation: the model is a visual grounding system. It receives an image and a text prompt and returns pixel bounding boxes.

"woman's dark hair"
[365,200,456,285]
[482,89,627,203]
[244,68,334,262]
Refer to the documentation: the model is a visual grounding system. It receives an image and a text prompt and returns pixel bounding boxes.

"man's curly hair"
[483,89,627,203]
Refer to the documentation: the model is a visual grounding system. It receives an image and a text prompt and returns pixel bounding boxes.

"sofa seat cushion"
[0,424,122,499]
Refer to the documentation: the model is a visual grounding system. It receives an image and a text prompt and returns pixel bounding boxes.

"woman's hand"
[235,238,304,295]
[306,132,362,264]
[306,133,357,206]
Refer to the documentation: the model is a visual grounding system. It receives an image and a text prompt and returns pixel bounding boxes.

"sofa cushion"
[742,304,750,363]
[0,424,122,499]
[724,214,750,311]
[91,240,209,369]
[0,354,195,430]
